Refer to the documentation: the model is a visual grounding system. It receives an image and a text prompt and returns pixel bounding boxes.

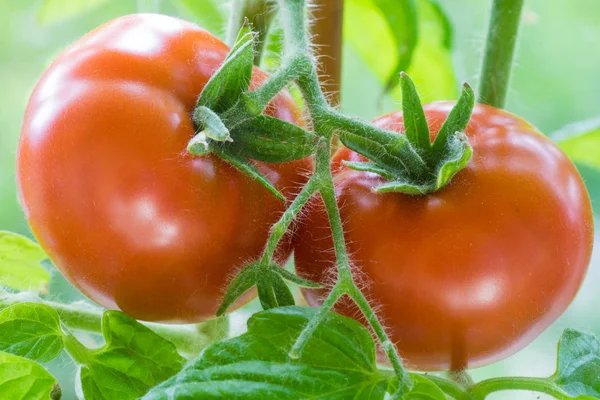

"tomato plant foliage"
[2,0,600,399]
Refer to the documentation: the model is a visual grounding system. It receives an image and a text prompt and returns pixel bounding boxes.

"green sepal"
[338,124,421,180]
[217,262,322,316]
[341,74,474,196]
[342,161,395,180]
[212,147,285,202]
[274,267,323,289]
[196,25,255,113]
[216,263,260,317]
[434,131,472,190]
[228,115,317,162]
[431,82,475,154]
[257,270,295,310]
[400,72,431,153]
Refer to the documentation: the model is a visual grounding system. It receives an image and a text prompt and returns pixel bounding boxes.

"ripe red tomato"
[294,102,594,371]
[17,14,309,323]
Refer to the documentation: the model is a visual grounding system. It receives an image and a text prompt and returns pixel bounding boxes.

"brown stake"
[310,0,344,107]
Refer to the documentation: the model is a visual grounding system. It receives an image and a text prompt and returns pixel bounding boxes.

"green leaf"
[228,115,317,162]
[0,231,50,293]
[551,118,600,216]
[65,311,185,400]
[345,0,418,97]
[403,375,447,399]
[0,351,60,400]
[143,306,392,399]
[553,329,600,398]
[0,303,63,363]
[212,147,285,202]
[177,0,226,36]
[37,0,110,24]
[404,0,457,102]
[552,117,600,170]
[197,26,255,113]
[345,0,456,102]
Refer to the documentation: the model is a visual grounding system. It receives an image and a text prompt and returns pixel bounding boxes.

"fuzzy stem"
[272,0,411,395]
[478,0,524,108]
[288,282,345,358]
[468,377,571,400]
[261,173,321,262]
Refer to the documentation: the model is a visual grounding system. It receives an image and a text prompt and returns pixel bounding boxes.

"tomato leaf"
[552,117,600,170]
[176,0,226,36]
[551,118,600,216]
[345,0,456,102]
[197,25,255,113]
[403,374,447,399]
[553,329,600,398]
[0,303,63,363]
[0,351,61,400]
[142,306,392,399]
[37,0,110,24]
[64,311,185,400]
[0,232,50,294]
[228,115,317,162]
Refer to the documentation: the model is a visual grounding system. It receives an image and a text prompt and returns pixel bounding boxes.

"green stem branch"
[479,0,524,108]
[261,173,321,262]
[468,377,571,400]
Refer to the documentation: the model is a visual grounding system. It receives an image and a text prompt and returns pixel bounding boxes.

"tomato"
[17,14,309,323]
[294,102,594,371]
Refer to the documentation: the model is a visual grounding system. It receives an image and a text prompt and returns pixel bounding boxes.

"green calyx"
[186,25,316,201]
[341,73,475,195]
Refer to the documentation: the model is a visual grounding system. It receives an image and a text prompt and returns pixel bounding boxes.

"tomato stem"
[260,170,321,263]
[478,0,524,108]
[467,377,572,400]
[270,0,412,395]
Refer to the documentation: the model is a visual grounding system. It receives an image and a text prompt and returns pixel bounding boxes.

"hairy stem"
[479,0,524,108]
[346,283,410,391]
[288,283,344,359]
[273,0,410,394]
[468,377,571,400]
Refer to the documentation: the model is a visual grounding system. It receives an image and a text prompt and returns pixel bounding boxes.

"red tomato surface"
[294,102,594,371]
[17,14,309,323]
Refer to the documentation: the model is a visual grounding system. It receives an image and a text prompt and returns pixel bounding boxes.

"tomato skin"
[294,103,594,371]
[17,14,309,323]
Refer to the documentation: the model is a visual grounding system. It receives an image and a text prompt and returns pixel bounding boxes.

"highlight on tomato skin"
[294,102,594,371]
[16,14,311,324]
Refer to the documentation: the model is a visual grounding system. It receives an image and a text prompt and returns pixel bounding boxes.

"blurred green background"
[1,0,599,399]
